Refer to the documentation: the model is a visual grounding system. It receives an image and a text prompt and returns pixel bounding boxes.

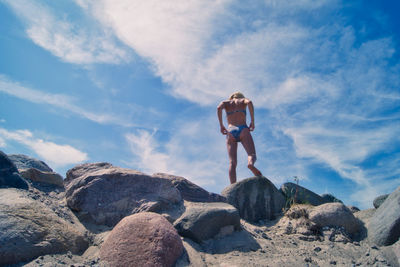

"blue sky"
[1,0,399,209]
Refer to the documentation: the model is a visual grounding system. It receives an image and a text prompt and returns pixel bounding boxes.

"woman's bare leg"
[226,135,238,184]
[240,129,262,176]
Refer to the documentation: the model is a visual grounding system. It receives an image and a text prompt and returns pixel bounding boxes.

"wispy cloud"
[124,114,231,189]
[0,128,88,168]
[283,123,400,208]
[0,75,135,127]
[4,0,399,208]
[2,0,130,64]
[104,0,400,207]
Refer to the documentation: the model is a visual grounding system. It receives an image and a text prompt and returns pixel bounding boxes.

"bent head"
[229,92,245,100]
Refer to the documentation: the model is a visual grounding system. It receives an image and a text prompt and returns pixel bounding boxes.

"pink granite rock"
[100,212,183,267]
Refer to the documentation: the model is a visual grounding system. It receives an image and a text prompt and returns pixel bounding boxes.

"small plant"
[283,176,302,211]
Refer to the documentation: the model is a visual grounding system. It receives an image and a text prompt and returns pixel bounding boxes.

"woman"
[217,92,262,184]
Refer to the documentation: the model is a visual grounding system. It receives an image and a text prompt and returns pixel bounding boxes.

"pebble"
[330,260,336,265]
[313,247,322,252]
[304,257,312,263]
[262,233,271,239]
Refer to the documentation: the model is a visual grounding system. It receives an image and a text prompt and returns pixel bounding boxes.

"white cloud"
[0,75,135,127]
[284,124,400,208]
[76,0,345,106]
[3,0,130,64]
[0,128,88,167]
[4,0,399,207]
[124,114,235,189]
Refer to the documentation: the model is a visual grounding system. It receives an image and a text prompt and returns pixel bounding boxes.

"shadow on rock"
[202,228,261,254]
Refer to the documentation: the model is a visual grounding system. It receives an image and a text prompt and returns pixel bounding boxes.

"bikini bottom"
[228,125,248,142]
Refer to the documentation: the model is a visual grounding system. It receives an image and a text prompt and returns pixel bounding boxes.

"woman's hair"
[229,92,245,100]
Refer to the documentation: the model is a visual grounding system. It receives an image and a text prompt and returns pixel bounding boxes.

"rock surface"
[174,202,240,242]
[348,205,360,213]
[368,186,400,246]
[64,163,182,226]
[100,212,183,267]
[153,173,226,202]
[0,188,88,266]
[8,153,53,172]
[0,150,29,189]
[309,203,362,235]
[222,176,285,222]
[280,182,325,206]
[321,193,343,204]
[373,194,389,209]
[20,168,64,187]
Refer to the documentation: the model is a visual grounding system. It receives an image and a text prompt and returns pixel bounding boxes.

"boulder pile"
[0,150,399,266]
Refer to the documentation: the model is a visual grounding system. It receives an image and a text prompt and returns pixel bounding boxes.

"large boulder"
[174,202,240,242]
[153,173,226,202]
[8,154,53,172]
[309,202,362,235]
[382,239,400,267]
[280,182,325,206]
[65,163,182,226]
[0,188,88,266]
[100,212,183,267]
[20,168,64,187]
[321,193,343,204]
[368,186,400,246]
[221,176,285,223]
[0,150,28,190]
[373,194,389,209]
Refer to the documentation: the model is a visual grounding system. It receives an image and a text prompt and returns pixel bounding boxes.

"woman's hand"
[249,122,255,131]
[220,125,228,135]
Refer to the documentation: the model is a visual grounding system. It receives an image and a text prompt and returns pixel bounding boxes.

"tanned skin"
[217,97,262,184]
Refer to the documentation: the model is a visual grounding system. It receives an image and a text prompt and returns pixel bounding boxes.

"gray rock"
[174,202,240,242]
[354,208,376,225]
[309,202,362,235]
[368,186,400,246]
[280,182,325,206]
[321,193,343,204]
[65,162,182,226]
[8,154,53,172]
[20,168,64,187]
[0,188,88,266]
[347,206,361,213]
[0,150,28,190]
[373,194,389,209]
[381,239,400,267]
[221,176,285,222]
[153,173,226,203]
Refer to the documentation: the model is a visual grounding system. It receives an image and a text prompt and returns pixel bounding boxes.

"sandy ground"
[7,184,398,267]
[13,215,398,267]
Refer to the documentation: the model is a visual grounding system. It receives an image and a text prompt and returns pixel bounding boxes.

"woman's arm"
[246,99,255,131]
[217,101,228,135]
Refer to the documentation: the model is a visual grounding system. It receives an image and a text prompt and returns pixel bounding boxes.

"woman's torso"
[225,98,247,127]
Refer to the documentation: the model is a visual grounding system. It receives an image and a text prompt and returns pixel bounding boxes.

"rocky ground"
[1,153,399,267]
[13,222,399,267]
[12,195,399,267]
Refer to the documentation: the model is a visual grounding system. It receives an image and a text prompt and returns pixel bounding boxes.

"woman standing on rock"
[217,92,262,184]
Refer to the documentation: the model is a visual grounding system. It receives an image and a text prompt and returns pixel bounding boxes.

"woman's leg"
[226,135,238,184]
[240,128,262,176]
